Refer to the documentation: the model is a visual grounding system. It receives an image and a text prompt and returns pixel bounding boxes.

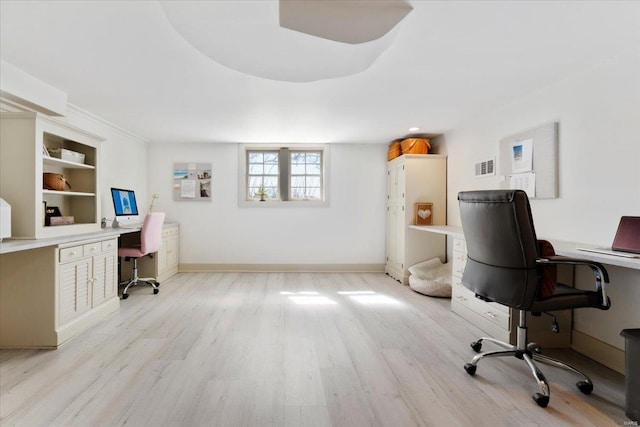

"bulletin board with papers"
[173,162,212,201]
[499,122,558,199]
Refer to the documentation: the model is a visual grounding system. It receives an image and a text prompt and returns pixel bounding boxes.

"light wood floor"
[0,272,627,426]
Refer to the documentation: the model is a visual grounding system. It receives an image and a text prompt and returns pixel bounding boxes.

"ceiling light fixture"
[408,127,420,132]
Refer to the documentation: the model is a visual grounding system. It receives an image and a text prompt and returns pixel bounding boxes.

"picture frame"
[44,205,62,226]
[415,202,433,225]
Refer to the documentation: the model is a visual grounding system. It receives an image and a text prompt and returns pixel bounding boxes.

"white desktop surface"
[549,239,640,271]
[0,229,124,254]
[410,225,640,271]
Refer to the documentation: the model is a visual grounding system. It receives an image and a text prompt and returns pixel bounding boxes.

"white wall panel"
[147,143,387,265]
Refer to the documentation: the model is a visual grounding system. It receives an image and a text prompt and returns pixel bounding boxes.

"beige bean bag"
[408,257,452,298]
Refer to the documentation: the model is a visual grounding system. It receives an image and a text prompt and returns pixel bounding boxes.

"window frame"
[238,144,329,207]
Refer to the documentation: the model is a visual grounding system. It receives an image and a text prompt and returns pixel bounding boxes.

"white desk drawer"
[452,255,467,278]
[83,242,101,256]
[59,245,83,263]
[161,226,178,238]
[101,239,117,252]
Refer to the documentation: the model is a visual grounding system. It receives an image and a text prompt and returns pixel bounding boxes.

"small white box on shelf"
[0,198,11,240]
[48,148,85,164]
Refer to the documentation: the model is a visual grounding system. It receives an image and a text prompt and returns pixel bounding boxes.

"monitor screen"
[111,188,139,217]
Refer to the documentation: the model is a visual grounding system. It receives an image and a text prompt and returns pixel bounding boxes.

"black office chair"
[458,190,611,408]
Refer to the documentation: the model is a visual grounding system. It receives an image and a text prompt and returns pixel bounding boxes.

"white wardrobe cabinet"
[385,155,447,284]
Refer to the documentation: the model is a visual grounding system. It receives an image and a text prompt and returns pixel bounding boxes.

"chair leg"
[463,310,564,408]
[119,258,160,298]
[522,351,551,407]
[533,353,594,394]
[470,336,516,353]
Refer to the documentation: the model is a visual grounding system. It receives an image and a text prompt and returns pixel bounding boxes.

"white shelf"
[43,157,95,169]
[43,190,95,197]
[409,224,464,238]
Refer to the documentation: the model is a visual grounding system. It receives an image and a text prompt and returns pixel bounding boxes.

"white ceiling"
[1,1,639,144]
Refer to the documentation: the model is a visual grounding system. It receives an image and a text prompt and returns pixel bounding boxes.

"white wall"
[444,50,640,351]
[147,143,387,266]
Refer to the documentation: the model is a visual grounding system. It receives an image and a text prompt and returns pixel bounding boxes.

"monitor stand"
[112,218,121,228]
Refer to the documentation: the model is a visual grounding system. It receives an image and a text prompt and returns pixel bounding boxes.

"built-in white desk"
[0,223,179,349]
[410,225,640,271]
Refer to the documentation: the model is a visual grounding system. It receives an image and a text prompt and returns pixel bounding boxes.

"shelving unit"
[0,112,104,239]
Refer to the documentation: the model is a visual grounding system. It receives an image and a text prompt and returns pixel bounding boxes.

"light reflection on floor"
[281,290,401,306]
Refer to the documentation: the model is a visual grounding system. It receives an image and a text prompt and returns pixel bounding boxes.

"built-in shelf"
[0,112,104,239]
[43,157,95,170]
[42,190,96,197]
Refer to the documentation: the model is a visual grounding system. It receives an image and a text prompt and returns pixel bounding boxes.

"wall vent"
[475,158,495,177]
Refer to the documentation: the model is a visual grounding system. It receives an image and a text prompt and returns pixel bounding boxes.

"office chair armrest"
[536,255,610,308]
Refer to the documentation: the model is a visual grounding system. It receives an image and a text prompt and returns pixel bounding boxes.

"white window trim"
[238,143,330,208]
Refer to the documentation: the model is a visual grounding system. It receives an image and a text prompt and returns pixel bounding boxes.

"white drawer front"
[83,242,101,256]
[162,227,178,237]
[101,238,117,252]
[452,254,467,278]
[59,245,83,263]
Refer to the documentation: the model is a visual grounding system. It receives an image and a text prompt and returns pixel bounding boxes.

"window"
[290,151,322,200]
[247,151,280,199]
[240,145,328,206]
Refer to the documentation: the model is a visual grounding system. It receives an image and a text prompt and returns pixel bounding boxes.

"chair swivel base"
[120,277,160,299]
[463,336,593,407]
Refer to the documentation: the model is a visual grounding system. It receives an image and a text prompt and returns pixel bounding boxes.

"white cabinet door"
[59,258,92,326]
[91,251,117,307]
[164,235,179,272]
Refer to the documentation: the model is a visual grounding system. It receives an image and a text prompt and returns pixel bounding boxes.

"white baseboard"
[179,263,385,273]
[571,329,625,375]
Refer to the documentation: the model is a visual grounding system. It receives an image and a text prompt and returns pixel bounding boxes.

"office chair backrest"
[140,212,165,256]
[458,190,540,310]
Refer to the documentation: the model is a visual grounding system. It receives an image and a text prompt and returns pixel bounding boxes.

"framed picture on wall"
[415,202,433,226]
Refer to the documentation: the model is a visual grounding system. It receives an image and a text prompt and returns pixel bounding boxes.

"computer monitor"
[111,188,139,217]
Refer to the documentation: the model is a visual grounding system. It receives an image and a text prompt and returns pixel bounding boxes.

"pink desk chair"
[119,212,165,299]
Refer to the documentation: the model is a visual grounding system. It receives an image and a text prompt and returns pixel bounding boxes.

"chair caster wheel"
[577,381,593,394]
[153,288,159,295]
[527,343,542,354]
[470,341,482,353]
[122,293,129,300]
[533,393,549,408]
[464,364,477,375]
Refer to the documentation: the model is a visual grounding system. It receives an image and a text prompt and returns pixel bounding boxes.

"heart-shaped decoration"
[418,209,431,220]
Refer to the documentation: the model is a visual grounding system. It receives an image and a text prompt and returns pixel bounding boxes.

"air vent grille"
[475,158,495,177]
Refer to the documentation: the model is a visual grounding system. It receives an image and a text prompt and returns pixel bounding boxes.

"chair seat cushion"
[119,246,144,258]
[530,283,602,312]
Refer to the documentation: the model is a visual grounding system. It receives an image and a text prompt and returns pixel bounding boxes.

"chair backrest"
[458,190,540,310]
[140,212,165,256]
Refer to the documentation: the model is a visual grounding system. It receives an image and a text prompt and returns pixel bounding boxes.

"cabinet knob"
[70,251,76,256]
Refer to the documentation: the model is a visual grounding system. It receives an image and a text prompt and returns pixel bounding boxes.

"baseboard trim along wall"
[179,263,385,273]
[571,330,625,375]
